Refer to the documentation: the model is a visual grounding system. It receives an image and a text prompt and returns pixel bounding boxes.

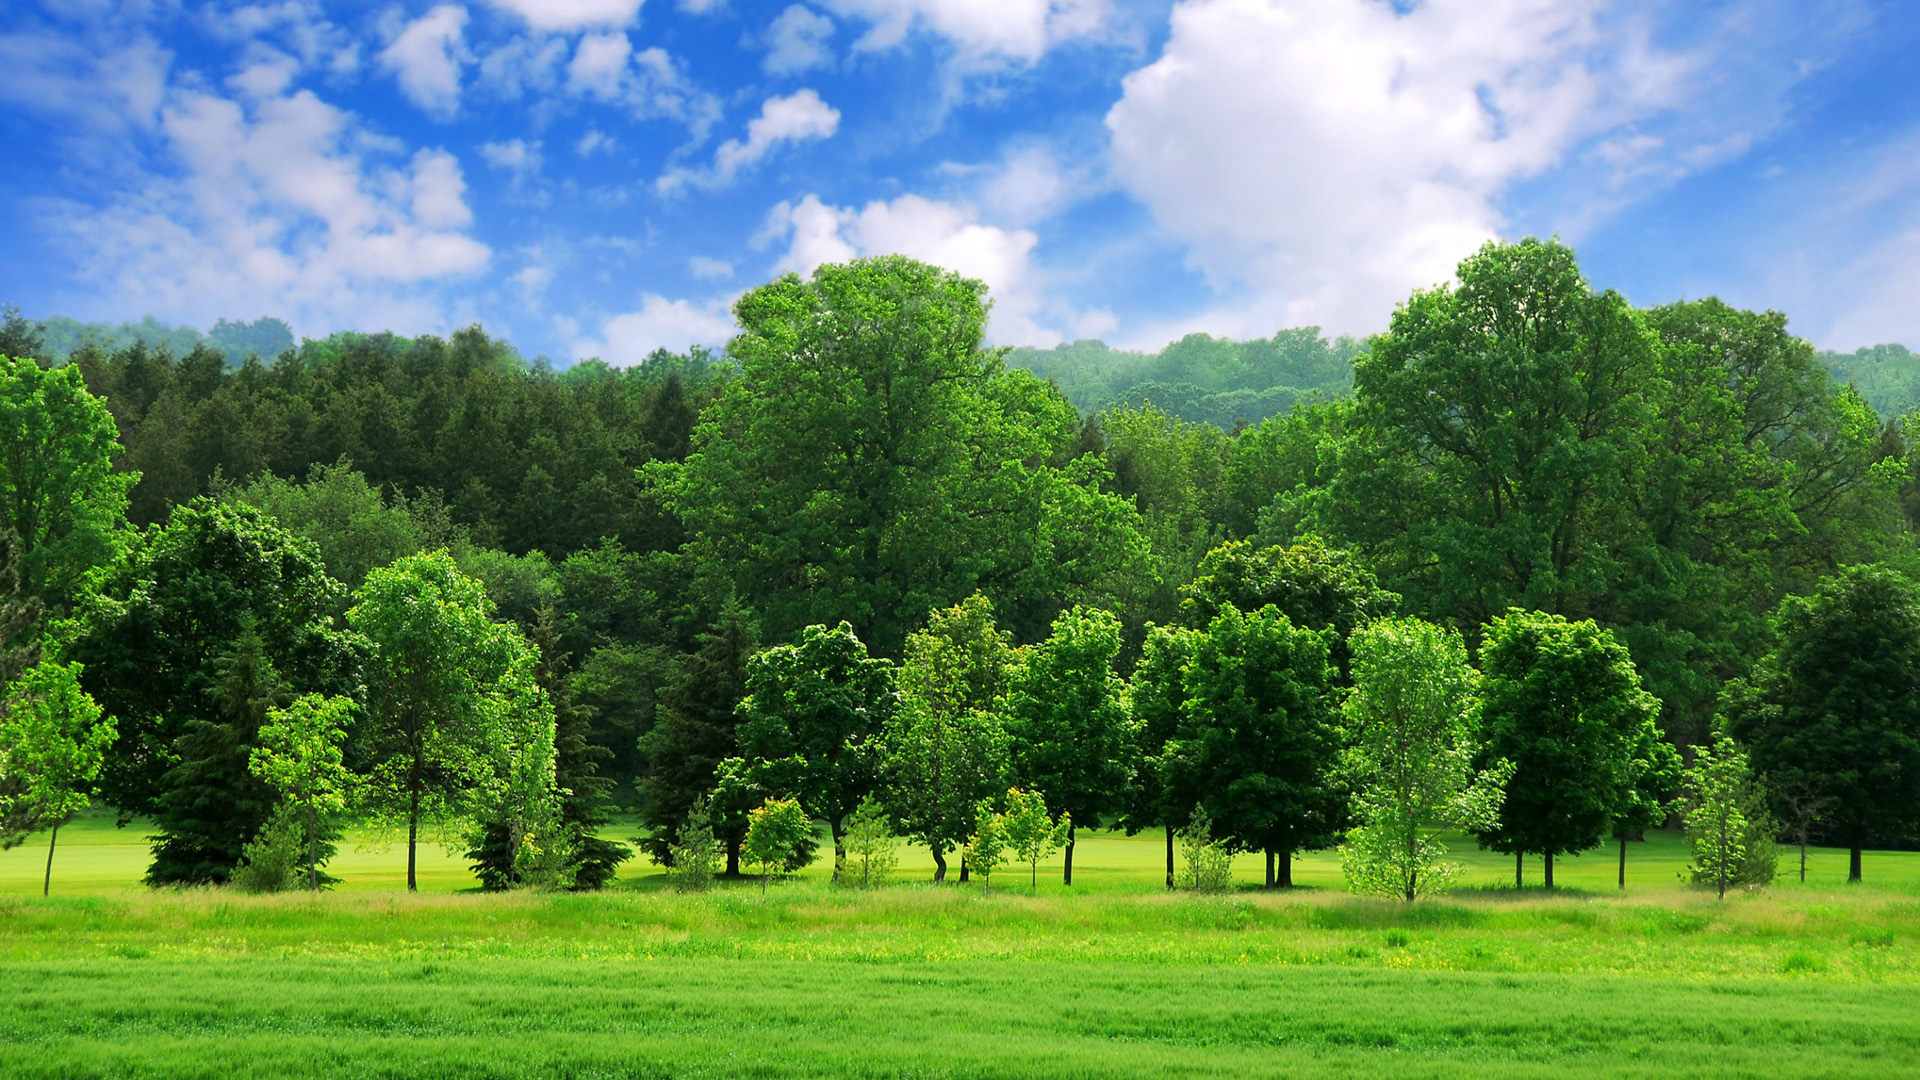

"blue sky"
[1,0,1915,365]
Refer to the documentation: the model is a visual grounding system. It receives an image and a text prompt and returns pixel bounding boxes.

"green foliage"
[1124,624,1200,848]
[1339,618,1511,901]
[638,606,756,869]
[0,353,134,612]
[840,796,897,888]
[1682,735,1778,897]
[249,693,352,891]
[742,796,815,892]
[230,803,305,894]
[1181,537,1397,676]
[665,796,719,893]
[1000,787,1070,889]
[1176,806,1233,893]
[226,461,463,591]
[964,798,1008,891]
[1724,564,1920,875]
[0,659,113,848]
[879,595,1012,881]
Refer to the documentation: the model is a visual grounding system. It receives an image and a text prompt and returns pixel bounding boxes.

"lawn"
[4,815,1919,1077]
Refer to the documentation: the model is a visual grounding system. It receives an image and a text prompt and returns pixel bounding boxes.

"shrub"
[1178,807,1234,893]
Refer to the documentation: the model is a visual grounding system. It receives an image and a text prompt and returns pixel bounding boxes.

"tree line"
[3,240,1919,896]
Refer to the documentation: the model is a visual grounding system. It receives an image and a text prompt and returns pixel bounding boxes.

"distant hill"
[1005,328,1363,428]
[36,314,295,366]
[1824,344,1920,419]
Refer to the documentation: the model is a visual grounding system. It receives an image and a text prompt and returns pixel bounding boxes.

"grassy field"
[5,815,1920,1078]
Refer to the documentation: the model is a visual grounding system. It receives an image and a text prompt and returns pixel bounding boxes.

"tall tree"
[1006,605,1136,884]
[1124,624,1201,889]
[729,621,893,877]
[1611,723,1682,890]
[1160,604,1340,887]
[1723,565,1920,883]
[1180,537,1398,677]
[1472,610,1661,889]
[350,550,552,892]
[0,659,114,896]
[0,353,135,612]
[638,605,757,873]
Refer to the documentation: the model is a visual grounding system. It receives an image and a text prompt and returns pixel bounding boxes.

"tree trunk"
[1063,820,1076,885]
[1618,837,1626,891]
[932,846,947,883]
[832,818,848,884]
[309,804,320,892]
[1799,841,1808,884]
[959,850,970,883]
[1515,851,1523,889]
[726,837,741,877]
[1264,850,1274,888]
[1276,844,1293,888]
[43,822,59,898]
[1164,825,1175,891]
[1544,851,1554,891]
[407,785,421,893]
[1850,846,1862,883]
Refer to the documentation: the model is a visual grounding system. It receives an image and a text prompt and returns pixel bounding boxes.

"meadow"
[4,816,1919,1078]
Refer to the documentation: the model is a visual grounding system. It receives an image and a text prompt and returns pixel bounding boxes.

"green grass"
[5,816,1920,1077]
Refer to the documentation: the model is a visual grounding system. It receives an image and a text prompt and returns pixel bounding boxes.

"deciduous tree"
[0,659,113,896]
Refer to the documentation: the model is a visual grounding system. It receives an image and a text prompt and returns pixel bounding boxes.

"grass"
[4,814,1920,1077]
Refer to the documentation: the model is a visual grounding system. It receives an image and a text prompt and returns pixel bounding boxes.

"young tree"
[0,659,113,896]
[742,796,815,894]
[964,799,1008,892]
[1682,735,1777,898]
[841,796,897,888]
[1767,774,1835,885]
[0,354,135,613]
[1723,565,1920,883]
[249,693,353,892]
[1001,787,1070,890]
[350,551,554,892]
[1006,605,1135,884]
[639,605,756,873]
[1176,806,1233,893]
[880,595,1012,882]
[666,796,719,892]
[1124,624,1200,889]
[1339,618,1512,902]
[1159,604,1339,886]
[730,621,894,878]
[1611,726,1682,890]
[1471,610,1660,890]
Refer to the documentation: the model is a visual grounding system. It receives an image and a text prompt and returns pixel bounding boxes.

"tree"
[879,594,1012,882]
[1471,610,1660,889]
[841,796,897,888]
[964,799,1007,892]
[0,354,135,613]
[742,795,815,894]
[1006,605,1135,884]
[1682,735,1777,898]
[1160,604,1340,886]
[69,500,361,885]
[1001,787,1070,890]
[1338,618,1511,901]
[638,605,757,873]
[0,659,113,896]
[1611,725,1682,890]
[1124,624,1200,889]
[1767,773,1835,885]
[249,693,353,892]
[1724,565,1920,884]
[666,796,719,892]
[1180,537,1397,677]
[1176,806,1233,893]
[350,550,554,892]
[730,621,893,878]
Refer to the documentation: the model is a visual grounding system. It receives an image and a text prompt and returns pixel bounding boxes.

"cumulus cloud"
[658,89,839,192]
[379,5,469,117]
[763,5,836,75]
[688,255,734,279]
[1102,0,1785,339]
[573,295,737,364]
[485,0,647,32]
[545,33,721,135]
[820,0,1111,64]
[763,192,1072,346]
[480,137,541,176]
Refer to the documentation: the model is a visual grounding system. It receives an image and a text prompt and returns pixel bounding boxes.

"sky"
[1,0,1916,365]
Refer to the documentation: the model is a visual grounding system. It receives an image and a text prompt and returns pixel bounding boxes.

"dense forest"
[4,239,1920,899]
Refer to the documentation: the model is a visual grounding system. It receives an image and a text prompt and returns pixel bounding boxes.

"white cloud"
[486,0,646,31]
[576,128,614,156]
[764,5,836,75]
[819,0,1111,64]
[476,34,568,99]
[689,255,734,279]
[763,192,1068,346]
[679,0,728,12]
[228,47,300,99]
[553,34,721,135]
[659,88,839,192]
[568,31,633,99]
[573,295,737,364]
[480,138,541,176]
[379,5,469,117]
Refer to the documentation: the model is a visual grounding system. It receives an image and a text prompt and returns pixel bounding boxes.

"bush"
[841,798,897,888]
[1177,808,1234,894]
[666,797,719,893]
[231,807,302,893]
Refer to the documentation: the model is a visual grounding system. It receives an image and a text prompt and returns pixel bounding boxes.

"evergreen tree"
[638,605,756,873]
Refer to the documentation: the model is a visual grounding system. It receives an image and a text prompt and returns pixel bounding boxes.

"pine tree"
[639,605,756,873]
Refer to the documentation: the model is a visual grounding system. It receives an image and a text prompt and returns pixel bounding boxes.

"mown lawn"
[4,815,1919,1077]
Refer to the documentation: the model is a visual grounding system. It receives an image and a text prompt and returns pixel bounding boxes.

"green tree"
[638,605,756,873]
[742,795,815,893]
[1723,565,1920,883]
[1472,610,1661,889]
[1611,725,1682,890]
[1339,618,1511,901]
[1176,806,1233,893]
[1123,623,1200,889]
[0,354,135,612]
[226,460,464,592]
[841,796,897,887]
[964,798,1008,892]
[665,796,719,892]
[1180,537,1397,677]
[730,621,893,877]
[70,500,361,885]
[1682,734,1777,898]
[879,594,1012,882]
[1001,787,1070,890]
[350,550,554,891]
[249,693,352,892]
[1160,604,1340,887]
[0,659,113,896]
[1006,605,1135,884]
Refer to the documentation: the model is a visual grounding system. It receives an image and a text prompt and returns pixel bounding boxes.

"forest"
[4,237,1920,902]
